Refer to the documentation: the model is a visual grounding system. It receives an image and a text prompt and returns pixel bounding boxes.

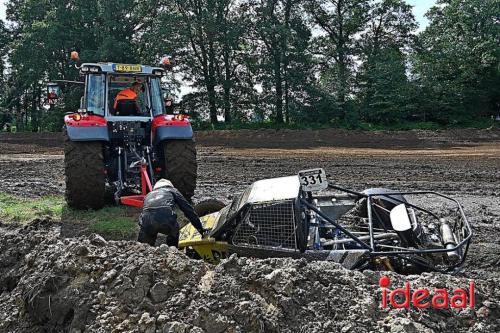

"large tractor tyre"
[64,139,106,210]
[195,199,226,217]
[161,139,197,201]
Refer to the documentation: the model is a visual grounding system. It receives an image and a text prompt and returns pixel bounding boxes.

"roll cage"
[298,184,472,273]
[208,175,472,273]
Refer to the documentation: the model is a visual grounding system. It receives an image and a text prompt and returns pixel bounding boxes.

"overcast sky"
[0,0,5,22]
[1,0,435,30]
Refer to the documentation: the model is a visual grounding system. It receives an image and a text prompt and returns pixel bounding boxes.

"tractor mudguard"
[152,115,193,143]
[64,114,109,142]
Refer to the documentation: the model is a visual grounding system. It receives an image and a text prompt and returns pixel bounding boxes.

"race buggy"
[180,168,472,274]
[49,57,196,209]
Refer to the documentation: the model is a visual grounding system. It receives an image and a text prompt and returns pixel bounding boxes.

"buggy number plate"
[298,168,328,192]
[113,64,142,72]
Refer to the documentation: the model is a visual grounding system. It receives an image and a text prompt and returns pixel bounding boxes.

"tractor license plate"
[113,64,142,72]
[298,168,328,192]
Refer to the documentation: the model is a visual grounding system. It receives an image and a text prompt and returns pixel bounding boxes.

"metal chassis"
[300,183,473,273]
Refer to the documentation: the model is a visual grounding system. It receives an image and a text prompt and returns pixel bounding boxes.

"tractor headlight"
[81,66,101,73]
[174,114,188,121]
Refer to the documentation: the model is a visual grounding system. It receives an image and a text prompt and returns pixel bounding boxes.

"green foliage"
[0,193,139,239]
[0,0,498,129]
[66,205,139,239]
[0,193,64,223]
[413,0,500,123]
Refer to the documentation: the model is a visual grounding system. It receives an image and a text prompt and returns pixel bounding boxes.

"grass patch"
[0,193,139,239]
[0,192,65,223]
[63,205,139,239]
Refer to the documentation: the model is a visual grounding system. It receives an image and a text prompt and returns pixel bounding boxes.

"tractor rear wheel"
[65,139,106,210]
[162,139,197,200]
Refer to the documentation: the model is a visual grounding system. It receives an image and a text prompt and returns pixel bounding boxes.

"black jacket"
[142,187,203,231]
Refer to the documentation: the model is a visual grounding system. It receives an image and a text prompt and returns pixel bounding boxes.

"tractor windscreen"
[150,78,165,116]
[108,76,149,117]
[85,74,105,116]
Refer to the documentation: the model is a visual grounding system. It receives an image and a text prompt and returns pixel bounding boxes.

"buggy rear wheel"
[161,139,197,200]
[64,139,106,210]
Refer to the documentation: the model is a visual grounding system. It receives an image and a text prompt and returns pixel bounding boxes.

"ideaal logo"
[379,276,475,309]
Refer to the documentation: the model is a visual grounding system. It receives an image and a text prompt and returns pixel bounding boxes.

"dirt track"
[0,129,500,332]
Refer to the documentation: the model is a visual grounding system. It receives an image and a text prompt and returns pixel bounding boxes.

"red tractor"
[50,59,196,209]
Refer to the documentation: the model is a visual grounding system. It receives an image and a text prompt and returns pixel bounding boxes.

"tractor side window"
[85,74,105,116]
[150,78,165,116]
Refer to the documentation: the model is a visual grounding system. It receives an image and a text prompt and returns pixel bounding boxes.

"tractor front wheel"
[161,139,197,200]
[65,140,106,210]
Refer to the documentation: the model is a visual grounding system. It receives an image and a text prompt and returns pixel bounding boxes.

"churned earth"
[0,128,499,332]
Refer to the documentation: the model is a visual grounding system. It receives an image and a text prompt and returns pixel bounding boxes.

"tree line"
[0,0,498,131]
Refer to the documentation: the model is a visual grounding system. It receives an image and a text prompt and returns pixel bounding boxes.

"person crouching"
[138,179,205,247]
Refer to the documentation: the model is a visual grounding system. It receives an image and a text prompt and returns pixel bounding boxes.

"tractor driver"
[137,179,207,247]
[113,81,142,114]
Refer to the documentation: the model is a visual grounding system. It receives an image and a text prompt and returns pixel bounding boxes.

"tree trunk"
[207,39,218,124]
[37,86,42,131]
[223,44,232,123]
[283,0,292,123]
[22,96,29,130]
[31,86,38,132]
[207,80,218,124]
[274,48,283,123]
[15,100,23,131]
[336,1,347,119]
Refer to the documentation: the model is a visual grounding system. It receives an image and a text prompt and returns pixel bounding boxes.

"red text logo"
[379,276,475,309]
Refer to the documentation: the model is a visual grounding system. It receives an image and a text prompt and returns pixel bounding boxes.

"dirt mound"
[1,219,498,333]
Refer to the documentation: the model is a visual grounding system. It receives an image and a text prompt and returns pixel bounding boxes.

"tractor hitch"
[119,163,153,208]
[114,146,155,209]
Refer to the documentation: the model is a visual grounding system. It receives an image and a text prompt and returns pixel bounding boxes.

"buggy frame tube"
[300,198,372,250]
[365,191,472,260]
[317,182,472,271]
[329,184,440,219]
[367,196,375,250]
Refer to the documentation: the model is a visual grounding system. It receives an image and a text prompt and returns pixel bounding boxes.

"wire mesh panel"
[232,200,297,250]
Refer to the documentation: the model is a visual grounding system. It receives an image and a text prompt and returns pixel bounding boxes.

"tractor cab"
[81,63,167,119]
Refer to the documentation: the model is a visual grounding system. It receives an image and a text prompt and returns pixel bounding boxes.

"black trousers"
[137,211,180,247]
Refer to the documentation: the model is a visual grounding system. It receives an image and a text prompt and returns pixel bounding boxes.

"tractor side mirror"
[47,83,61,105]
